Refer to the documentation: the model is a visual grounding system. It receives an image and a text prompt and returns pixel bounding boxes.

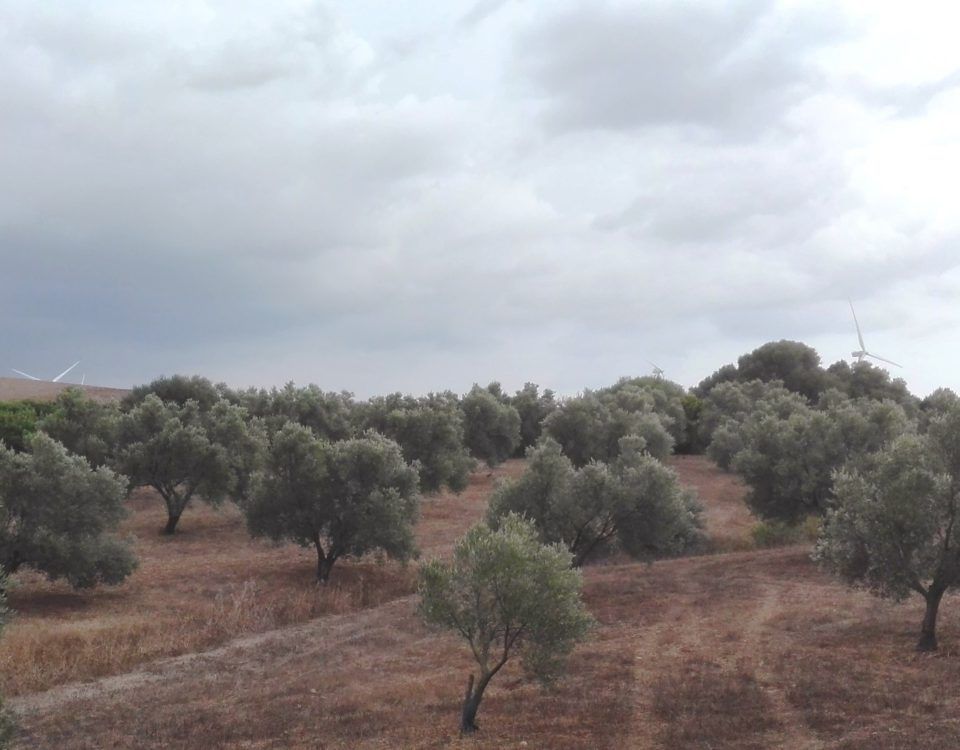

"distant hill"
[0,377,129,404]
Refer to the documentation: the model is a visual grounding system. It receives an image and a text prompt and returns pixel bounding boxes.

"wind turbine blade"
[866,353,902,368]
[849,300,865,350]
[52,361,80,383]
[11,368,40,381]
[81,374,86,385]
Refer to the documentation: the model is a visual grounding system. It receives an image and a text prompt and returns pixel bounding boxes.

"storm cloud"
[1,0,959,396]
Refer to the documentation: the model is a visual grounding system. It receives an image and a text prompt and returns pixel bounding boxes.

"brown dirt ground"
[0,378,128,404]
[8,456,960,749]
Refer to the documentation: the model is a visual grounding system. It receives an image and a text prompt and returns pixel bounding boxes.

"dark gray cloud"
[517,0,849,138]
[0,1,957,397]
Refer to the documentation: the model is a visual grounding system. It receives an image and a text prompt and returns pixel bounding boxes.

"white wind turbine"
[649,361,665,380]
[11,361,82,383]
[848,301,901,368]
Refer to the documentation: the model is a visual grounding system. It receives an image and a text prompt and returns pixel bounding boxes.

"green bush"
[750,520,801,548]
[0,400,54,452]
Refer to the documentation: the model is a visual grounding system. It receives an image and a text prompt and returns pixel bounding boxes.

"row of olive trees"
[694,343,960,652]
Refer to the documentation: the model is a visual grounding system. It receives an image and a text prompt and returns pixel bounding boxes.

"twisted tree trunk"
[918,586,946,652]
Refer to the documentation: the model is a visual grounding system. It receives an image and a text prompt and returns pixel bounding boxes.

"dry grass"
[0,460,524,697]
[9,455,960,748]
[667,454,756,552]
[652,658,781,749]
[0,377,127,404]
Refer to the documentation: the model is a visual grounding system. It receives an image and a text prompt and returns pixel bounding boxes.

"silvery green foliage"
[509,382,557,455]
[461,385,522,467]
[919,387,960,432]
[123,374,226,412]
[824,360,918,417]
[246,423,420,582]
[235,383,355,441]
[598,377,689,446]
[816,407,960,650]
[417,514,592,733]
[488,437,701,566]
[355,392,474,494]
[0,433,135,588]
[204,400,268,506]
[38,387,120,468]
[733,397,911,522]
[735,340,827,400]
[116,395,235,534]
[705,419,745,471]
[543,390,675,467]
[698,379,808,452]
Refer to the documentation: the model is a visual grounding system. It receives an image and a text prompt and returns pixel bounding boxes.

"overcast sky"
[2,0,959,397]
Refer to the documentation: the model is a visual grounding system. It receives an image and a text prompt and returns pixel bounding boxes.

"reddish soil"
[7,456,960,749]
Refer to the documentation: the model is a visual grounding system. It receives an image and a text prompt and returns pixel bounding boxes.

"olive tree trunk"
[160,492,189,535]
[918,586,946,652]
[460,669,501,735]
[314,539,337,583]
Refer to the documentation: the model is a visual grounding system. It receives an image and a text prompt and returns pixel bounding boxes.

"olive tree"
[599,377,688,447]
[39,387,120,467]
[244,383,355,440]
[123,374,225,412]
[0,433,136,588]
[815,416,960,651]
[736,340,827,400]
[461,385,521,467]
[698,379,807,454]
[355,393,474,493]
[115,395,234,534]
[733,398,909,522]
[204,400,268,506]
[509,382,557,455]
[543,392,674,466]
[418,515,592,734]
[246,424,420,582]
[488,437,701,565]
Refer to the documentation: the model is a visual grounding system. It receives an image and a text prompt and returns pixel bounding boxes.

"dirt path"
[9,597,413,717]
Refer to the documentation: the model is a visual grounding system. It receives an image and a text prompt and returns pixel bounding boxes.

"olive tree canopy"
[418,514,592,734]
[460,385,521,467]
[817,404,960,651]
[0,433,136,588]
[355,392,473,494]
[488,437,701,566]
[246,424,420,582]
[39,387,119,468]
[732,397,910,522]
[115,395,236,534]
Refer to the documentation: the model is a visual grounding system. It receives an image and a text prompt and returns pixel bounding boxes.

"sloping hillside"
[0,378,128,404]
[8,457,960,748]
